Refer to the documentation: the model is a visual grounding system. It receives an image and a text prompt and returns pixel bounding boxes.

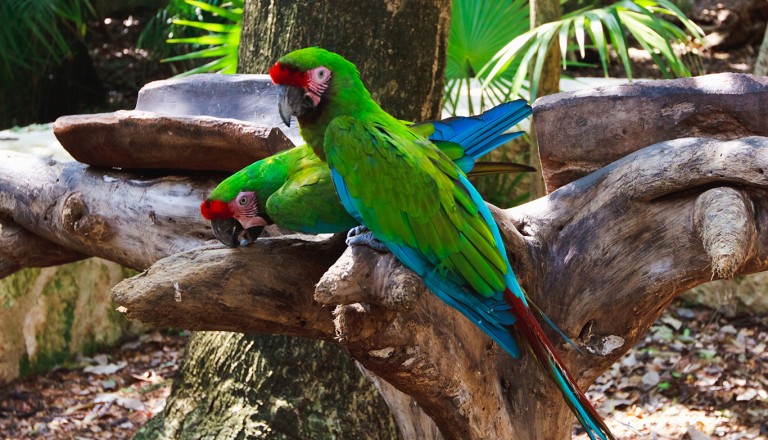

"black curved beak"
[278,85,313,127]
[211,218,264,248]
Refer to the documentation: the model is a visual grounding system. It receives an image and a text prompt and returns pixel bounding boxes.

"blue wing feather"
[430,100,531,160]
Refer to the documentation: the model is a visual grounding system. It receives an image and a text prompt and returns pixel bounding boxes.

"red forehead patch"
[200,199,233,220]
[269,62,308,88]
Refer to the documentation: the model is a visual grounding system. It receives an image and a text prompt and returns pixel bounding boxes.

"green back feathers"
[207,147,307,203]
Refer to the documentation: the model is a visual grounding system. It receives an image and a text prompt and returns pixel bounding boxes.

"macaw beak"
[277,85,313,127]
[211,218,264,248]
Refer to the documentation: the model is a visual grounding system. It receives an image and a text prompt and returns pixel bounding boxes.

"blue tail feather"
[461,105,531,158]
[429,100,532,164]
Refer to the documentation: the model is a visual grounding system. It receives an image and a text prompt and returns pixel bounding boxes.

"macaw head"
[200,169,271,248]
[269,47,367,127]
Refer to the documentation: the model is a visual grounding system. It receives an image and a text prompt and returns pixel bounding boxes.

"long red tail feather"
[504,288,615,440]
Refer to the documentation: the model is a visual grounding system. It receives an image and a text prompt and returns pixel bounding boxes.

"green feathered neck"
[278,47,387,159]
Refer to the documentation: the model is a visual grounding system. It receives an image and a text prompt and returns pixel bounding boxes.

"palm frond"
[0,0,94,82]
[162,0,243,76]
[478,0,704,101]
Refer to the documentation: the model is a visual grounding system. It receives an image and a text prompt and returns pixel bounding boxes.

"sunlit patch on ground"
[576,303,768,440]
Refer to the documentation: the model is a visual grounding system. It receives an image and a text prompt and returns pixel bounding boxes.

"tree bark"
[755,24,768,76]
[239,0,451,121]
[5,129,768,438]
[527,0,562,199]
[138,2,452,439]
[104,135,768,439]
[134,333,399,440]
[0,216,85,279]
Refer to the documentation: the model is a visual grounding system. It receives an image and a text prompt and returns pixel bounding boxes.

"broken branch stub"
[694,187,754,278]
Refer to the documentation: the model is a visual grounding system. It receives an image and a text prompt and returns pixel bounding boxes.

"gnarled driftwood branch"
[107,136,768,439]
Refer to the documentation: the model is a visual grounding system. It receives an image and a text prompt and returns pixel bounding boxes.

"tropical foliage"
[146,0,243,76]
[444,0,704,113]
[0,0,94,82]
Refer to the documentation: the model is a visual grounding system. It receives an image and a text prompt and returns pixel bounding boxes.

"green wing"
[266,150,358,234]
[324,116,508,296]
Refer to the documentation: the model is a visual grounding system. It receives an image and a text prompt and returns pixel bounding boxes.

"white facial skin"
[231,191,268,228]
[305,66,331,106]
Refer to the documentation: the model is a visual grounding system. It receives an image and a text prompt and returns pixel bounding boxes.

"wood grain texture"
[533,73,768,191]
[101,136,768,439]
[0,216,86,278]
[0,150,219,270]
[239,0,451,121]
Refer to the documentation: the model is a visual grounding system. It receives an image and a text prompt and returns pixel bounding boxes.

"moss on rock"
[0,258,140,382]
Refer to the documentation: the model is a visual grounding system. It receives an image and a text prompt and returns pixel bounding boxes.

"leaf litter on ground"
[0,302,766,439]
[576,302,768,439]
[0,331,187,439]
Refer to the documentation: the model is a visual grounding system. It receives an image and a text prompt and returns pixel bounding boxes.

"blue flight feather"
[428,100,531,165]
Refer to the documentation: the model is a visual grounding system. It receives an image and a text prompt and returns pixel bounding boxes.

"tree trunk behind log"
[527,0,562,200]
[239,0,451,121]
[135,333,398,440]
[145,2,451,439]
[755,24,768,76]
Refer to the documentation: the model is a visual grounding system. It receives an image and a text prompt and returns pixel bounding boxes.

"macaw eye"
[238,196,248,206]
[313,67,331,83]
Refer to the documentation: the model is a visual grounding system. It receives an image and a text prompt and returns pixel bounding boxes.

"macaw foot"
[346,225,389,253]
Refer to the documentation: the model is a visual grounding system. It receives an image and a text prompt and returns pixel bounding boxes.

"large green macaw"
[268,47,614,440]
[201,103,534,247]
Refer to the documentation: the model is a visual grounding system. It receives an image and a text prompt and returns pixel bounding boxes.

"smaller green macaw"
[201,102,533,247]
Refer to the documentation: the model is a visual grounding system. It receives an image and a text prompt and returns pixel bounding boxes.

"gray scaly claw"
[346,225,389,253]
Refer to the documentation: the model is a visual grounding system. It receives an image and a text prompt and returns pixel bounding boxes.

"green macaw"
[268,47,614,440]
[201,103,534,246]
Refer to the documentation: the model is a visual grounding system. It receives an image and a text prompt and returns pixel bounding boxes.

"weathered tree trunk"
[135,333,399,439]
[140,2,451,439]
[755,24,768,76]
[107,135,768,440]
[239,0,451,121]
[81,134,766,440]
[527,0,562,199]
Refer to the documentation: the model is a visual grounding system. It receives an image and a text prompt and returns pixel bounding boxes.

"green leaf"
[167,34,230,45]
[585,11,608,76]
[184,0,242,22]
[171,19,237,33]
[161,45,233,62]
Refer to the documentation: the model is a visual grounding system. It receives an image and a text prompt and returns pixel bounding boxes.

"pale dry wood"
[533,73,768,191]
[102,136,768,439]
[0,150,219,270]
[111,236,345,339]
[0,216,86,278]
[3,132,767,438]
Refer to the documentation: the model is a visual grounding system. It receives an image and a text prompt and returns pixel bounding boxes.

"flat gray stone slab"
[53,74,300,172]
[136,74,301,145]
[533,73,768,191]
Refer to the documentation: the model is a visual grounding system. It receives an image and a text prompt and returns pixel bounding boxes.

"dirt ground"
[0,302,765,439]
